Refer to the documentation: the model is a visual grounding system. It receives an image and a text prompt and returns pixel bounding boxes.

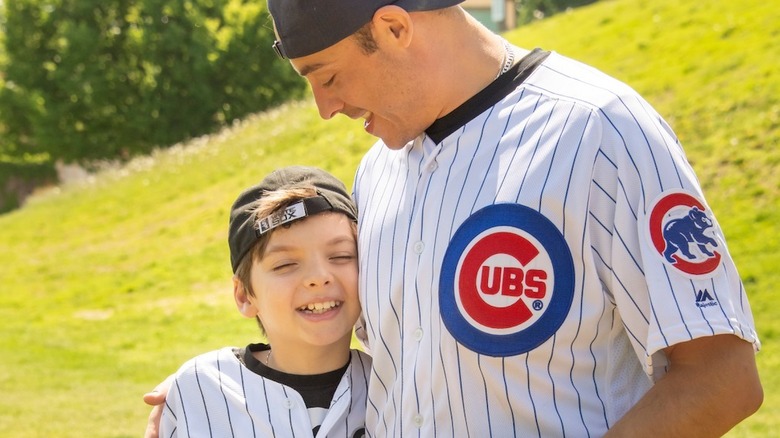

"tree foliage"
[0,0,305,163]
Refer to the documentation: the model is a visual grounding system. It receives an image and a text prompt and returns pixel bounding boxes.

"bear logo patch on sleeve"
[647,190,723,276]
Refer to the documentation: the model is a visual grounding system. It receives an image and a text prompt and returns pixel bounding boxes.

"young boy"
[160,166,370,437]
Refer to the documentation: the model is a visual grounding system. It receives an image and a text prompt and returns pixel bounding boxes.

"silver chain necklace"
[496,40,515,79]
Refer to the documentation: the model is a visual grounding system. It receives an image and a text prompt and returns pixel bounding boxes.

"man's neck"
[429,12,510,119]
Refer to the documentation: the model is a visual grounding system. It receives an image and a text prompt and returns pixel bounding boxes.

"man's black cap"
[268,0,465,59]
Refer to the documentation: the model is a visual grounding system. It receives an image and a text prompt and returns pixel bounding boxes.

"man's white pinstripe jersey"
[352,47,760,437]
[160,345,370,437]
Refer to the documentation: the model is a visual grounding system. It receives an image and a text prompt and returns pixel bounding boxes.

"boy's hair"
[227,166,359,332]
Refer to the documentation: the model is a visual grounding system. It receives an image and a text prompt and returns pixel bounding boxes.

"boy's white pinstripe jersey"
[160,347,371,437]
[353,48,760,437]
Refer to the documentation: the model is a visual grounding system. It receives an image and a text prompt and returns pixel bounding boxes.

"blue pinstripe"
[237,361,257,437]
[216,354,236,437]
[193,361,213,437]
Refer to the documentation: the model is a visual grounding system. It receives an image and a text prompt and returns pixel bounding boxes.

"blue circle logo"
[440,204,574,356]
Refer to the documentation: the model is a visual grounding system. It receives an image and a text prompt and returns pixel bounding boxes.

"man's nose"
[311,84,343,120]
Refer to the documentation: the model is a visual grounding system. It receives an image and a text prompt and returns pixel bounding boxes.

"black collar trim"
[425,48,551,145]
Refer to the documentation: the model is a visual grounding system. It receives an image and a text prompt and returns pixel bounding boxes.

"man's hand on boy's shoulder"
[144,404,164,438]
[143,374,173,438]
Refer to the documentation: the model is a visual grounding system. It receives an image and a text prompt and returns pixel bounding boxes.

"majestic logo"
[695,289,717,308]
[439,204,574,356]
[648,191,722,276]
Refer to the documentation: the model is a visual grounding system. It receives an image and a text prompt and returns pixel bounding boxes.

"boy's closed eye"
[271,261,297,272]
[330,252,356,263]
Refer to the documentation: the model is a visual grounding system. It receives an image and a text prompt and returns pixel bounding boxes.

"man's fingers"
[143,390,166,406]
[142,374,173,437]
[143,404,164,438]
[143,374,174,406]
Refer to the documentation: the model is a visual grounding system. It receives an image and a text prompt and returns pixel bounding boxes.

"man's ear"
[233,277,257,318]
[372,5,414,49]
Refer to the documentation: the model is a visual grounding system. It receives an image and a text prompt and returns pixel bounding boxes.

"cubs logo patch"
[647,190,722,276]
[439,204,574,356]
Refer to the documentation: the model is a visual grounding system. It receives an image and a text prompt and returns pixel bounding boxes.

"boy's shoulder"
[174,346,243,378]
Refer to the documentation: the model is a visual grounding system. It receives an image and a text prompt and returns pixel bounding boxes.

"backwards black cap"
[228,166,357,273]
[268,0,465,59]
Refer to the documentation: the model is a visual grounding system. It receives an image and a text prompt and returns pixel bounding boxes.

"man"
[146,1,762,436]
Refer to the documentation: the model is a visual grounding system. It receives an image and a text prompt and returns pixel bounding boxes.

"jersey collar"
[425,48,551,145]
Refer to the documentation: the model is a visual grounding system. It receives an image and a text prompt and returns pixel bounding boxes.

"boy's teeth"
[300,301,339,313]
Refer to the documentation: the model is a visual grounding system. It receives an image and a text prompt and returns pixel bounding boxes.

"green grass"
[0,0,777,435]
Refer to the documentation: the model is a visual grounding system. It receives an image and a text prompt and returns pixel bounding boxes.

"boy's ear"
[233,277,258,318]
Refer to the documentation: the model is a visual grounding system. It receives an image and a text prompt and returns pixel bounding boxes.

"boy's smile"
[298,300,343,313]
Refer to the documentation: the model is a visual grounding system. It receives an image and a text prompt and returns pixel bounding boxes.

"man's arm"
[143,375,173,438]
[605,334,762,437]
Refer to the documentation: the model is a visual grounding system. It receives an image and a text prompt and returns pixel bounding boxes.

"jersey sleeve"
[591,90,760,378]
[158,348,263,437]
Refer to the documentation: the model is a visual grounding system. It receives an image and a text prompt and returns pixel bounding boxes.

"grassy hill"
[0,0,777,436]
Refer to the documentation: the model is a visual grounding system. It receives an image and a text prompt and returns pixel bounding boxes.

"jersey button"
[413,414,424,428]
[413,241,425,254]
[413,327,424,341]
[283,399,294,409]
[427,162,438,172]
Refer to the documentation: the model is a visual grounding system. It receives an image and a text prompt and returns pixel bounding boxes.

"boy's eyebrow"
[326,235,357,247]
[264,235,356,256]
